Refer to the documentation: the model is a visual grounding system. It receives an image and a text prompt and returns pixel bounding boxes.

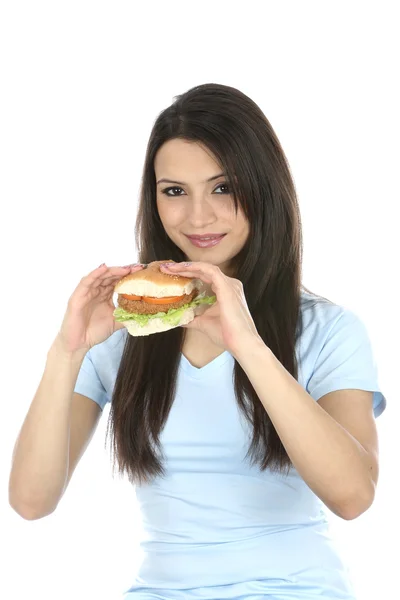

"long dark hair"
[106,83,330,485]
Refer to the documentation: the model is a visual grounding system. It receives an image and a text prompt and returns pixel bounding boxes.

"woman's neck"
[182,329,225,369]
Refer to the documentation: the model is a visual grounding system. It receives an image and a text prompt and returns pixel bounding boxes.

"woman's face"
[155,139,249,274]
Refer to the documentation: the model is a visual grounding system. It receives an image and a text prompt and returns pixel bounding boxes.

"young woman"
[10,83,386,599]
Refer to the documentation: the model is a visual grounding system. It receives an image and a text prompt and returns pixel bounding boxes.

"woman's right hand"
[55,263,145,355]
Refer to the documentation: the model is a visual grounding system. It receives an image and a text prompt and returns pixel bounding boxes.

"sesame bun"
[114,260,201,298]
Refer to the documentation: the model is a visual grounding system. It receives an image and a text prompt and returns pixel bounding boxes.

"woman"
[10,83,386,599]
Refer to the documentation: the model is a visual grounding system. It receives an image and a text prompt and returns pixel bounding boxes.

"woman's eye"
[213,183,230,194]
[162,186,185,197]
[161,183,230,197]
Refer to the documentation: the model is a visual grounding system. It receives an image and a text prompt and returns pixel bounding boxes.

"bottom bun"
[120,307,196,337]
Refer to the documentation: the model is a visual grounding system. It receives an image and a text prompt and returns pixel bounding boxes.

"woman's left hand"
[160,262,262,357]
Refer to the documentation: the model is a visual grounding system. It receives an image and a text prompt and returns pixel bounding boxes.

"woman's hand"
[56,263,145,354]
[160,261,262,357]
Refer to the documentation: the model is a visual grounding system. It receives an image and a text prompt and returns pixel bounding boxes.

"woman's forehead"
[154,139,223,180]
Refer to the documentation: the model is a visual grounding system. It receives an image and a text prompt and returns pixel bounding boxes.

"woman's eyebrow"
[156,173,226,185]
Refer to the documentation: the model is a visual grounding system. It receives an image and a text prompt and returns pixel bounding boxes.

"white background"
[1,2,398,599]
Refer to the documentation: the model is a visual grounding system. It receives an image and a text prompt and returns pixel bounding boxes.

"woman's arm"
[236,338,378,520]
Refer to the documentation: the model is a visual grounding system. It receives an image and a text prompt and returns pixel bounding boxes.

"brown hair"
[106,83,330,485]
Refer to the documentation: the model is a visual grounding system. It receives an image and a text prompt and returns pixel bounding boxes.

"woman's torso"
[77,290,362,598]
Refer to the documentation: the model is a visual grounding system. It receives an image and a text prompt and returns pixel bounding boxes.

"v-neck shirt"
[74,290,386,599]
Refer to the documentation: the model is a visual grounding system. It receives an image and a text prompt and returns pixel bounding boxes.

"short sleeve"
[307,310,386,418]
[74,349,109,411]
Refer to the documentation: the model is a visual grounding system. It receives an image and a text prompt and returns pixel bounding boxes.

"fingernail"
[98,263,106,268]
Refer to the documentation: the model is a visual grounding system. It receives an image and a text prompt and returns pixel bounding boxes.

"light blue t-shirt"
[74,290,386,599]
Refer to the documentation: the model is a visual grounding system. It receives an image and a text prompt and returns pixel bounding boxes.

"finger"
[74,265,141,300]
[160,262,225,292]
[92,264,145,289]
[81,263,108,285]
[181,317,198,329]
[160,261,223,278]
[100,264,145,288]
[81,264,125,285]
[194,303,210,316]
[113,320,129,331]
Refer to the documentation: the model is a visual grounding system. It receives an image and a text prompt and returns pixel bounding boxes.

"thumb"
[114,321,129,332]
[181,318,197,329]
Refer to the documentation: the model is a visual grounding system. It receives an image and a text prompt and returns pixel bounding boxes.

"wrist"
[231,334,269,364]
[49,336,88,364]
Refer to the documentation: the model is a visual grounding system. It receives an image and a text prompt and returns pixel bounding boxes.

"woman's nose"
[187,197,216,227]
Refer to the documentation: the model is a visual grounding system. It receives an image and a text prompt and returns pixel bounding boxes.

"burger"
[113,260,216,336]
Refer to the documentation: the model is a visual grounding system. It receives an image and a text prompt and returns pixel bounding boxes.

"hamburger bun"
[114,260,200,297]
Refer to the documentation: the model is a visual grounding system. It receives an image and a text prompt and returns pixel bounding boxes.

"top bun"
[114,260,201,298]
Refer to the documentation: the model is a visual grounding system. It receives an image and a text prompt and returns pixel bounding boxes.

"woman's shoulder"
[298,288,358,339]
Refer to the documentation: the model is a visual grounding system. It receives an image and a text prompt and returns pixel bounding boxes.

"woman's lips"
[185,234,226,248]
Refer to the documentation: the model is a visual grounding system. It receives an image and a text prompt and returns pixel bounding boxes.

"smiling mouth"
[184,233,227,248]
[185,234,226,240]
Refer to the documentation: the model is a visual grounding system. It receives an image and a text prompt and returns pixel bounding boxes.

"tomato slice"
[142,295,185,304]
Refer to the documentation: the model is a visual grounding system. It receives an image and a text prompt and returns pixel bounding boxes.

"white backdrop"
[1,2,398,599]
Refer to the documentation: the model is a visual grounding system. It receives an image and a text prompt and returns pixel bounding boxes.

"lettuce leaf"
[113,293,216,328]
